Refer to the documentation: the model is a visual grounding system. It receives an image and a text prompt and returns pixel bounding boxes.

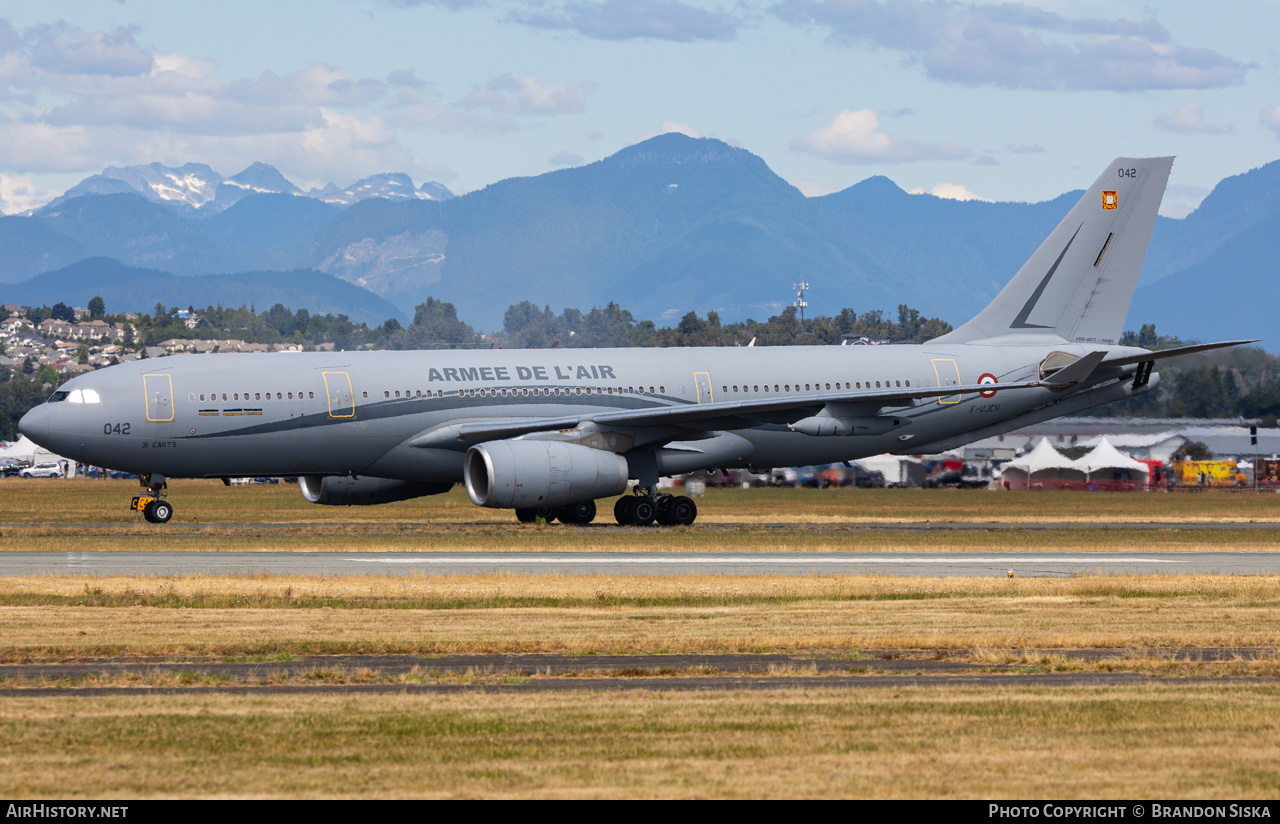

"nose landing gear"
[131,474,173,523]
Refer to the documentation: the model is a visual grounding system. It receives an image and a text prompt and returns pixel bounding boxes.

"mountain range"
[1,136,1277,345]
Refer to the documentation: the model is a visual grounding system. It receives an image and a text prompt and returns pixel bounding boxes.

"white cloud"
[773,0,1251,91]
[906,182,991,202]
[633,120,703,143]
[0,21,482,184]
[0,172,59,213]
[1261,106,1280,138]
[549,151,585,167]
[1158,182,1211,219]
[791,108,970,164]
[511,0,740,42]
[791,179,840,197]
[463,74,589,115]
[1155,102,1230,134]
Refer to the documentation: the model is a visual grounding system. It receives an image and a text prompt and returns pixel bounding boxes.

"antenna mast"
[793,281,809,322]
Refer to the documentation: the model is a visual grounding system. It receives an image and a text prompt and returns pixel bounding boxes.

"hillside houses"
[34,318,127,342]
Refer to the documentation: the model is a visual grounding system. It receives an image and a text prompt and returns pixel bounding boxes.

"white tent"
[0,435,76,475]
[1000,438,1086,489]
[1076,437,1149,486]
[857,453,927,488]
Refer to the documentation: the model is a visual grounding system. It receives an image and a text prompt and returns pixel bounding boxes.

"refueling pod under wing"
[299,475,454,506]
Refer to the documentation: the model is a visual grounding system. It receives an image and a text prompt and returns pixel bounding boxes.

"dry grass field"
[4,479,1280,797]
[2,686,1280,798]
[2,573,1279,658]
[4,477,1280,526]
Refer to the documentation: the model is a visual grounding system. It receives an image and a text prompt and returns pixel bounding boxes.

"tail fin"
[936,156,1173,346]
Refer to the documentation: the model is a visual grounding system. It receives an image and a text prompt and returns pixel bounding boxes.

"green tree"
[76,345,89,365]
[36,364,58,385]
[88,296,105,319]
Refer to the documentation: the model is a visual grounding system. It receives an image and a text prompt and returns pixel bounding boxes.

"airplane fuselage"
[22,340,1155,482]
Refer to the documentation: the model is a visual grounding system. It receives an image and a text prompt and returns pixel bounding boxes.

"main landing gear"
[614,490,697,527]
[513,491,698,526]
[131,474,173,523]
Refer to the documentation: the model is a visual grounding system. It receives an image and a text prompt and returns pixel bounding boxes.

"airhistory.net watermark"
[6,806,128,819]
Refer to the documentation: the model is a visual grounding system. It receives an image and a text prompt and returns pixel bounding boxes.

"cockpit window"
[54,388,103,404]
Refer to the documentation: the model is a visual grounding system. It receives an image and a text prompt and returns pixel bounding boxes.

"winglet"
[1040,350,1107,391]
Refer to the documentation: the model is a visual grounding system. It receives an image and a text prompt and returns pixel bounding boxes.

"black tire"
[151,500,173,523]
[515,508,537,523]
[655,496,675,526]
[668,495,697,525]
[558,500,596,525]
[142,501,156,523]
[535,506,558,523]
[630,497,656,526]
[614,497,631,525]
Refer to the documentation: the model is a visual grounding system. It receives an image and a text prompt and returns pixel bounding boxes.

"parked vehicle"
[19,463,63,478]
[1,459,32,478]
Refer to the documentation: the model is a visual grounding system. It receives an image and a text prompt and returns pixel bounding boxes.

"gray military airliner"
[18,156,1248,525]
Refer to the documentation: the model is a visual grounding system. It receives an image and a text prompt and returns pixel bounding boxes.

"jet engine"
[464,440,629,508]
[299,475,453,506]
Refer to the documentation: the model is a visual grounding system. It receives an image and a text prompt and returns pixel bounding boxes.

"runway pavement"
[4,550,1280,577]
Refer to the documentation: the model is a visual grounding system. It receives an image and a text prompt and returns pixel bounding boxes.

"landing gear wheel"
[557,500,597,525]
[515,508,537,523]
[535,506,558,523]
[151,500,173,523]
[616,496,656,526]
[657,495,697,526]
[142,501,157,523]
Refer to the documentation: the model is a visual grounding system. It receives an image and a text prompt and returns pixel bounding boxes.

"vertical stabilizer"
[936,157,1173,345]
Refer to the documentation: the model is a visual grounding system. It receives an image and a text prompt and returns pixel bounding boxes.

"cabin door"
[143,374,174,422]
[930,359,962,405]
[693,372,714,404]
[323,371,355,418]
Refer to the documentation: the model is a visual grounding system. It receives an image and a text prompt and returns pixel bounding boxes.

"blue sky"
[2,0,1278,216]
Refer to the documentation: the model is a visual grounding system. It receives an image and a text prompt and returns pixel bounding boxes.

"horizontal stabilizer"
[1101,339,1258,368]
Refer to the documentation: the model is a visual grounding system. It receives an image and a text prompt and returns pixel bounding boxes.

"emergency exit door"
[323,371,355,418]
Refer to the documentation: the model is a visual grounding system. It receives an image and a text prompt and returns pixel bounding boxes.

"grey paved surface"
[3,550,1280,577]
[4,649,1272,681]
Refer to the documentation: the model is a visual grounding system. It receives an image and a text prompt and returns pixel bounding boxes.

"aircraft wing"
[1100,340,1258,368]
[408,378,1048,448]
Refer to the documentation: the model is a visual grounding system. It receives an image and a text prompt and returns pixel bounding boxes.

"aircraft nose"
[18,405,50,444]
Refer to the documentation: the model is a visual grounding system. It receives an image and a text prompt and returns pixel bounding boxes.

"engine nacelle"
[299,475,453,506]
[464,440,629,508]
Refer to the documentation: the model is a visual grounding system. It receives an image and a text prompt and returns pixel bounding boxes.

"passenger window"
[416,390,422,398]
[490,389,497,397]
[905,380,910,387]
[277,392,283,400]
[384,391,390,398]
[308,391,314,399]
[199,393,206,401]
[649,386,656,394]
[896,380,901,387]
[255,393,261,400]
[722,385,728,393]
[752,385,758,393]
[233,393,239,401]
[287,392,293,400]
[804,384,810,391]
[222,393,228,401]
[773,385,778,392]
[362,391,368,399]
[660,386,666,393]
[395,390,401,398]
[875,381,881,388]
